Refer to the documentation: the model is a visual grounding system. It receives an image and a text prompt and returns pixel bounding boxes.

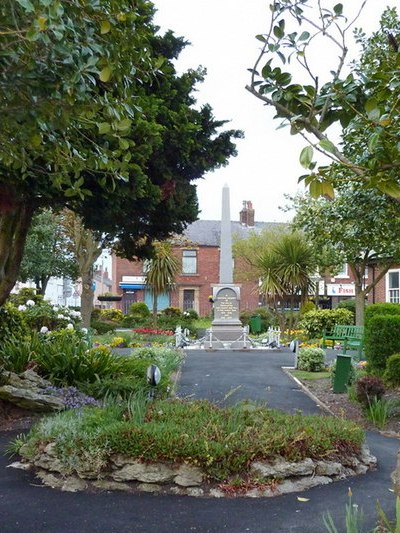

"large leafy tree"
[247,3,400,198]
[291,184,400,325]
[19,209,78,295]
[0,0,241,306]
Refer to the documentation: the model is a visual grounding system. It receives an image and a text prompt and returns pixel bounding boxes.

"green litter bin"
[333,355,352,393]
[249,315,262,334]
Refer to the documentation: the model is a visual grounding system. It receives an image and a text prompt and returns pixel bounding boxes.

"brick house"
[112,202,283,315]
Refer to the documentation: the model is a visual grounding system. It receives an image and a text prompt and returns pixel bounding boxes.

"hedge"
[364,314,400,372]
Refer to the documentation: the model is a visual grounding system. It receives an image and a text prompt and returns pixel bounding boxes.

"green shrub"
[0,304,28,349]
[384,353,400,387]
[0,335,40,373]
[34,331,119,386]
[365,303,400,326]
[162,306,182,317]
[300,301,316,315]
[91,308,101,320]
[7,288,44,306]
[90,319,116,334]
[364,315,400,372]
[355,375,386,406]
[299,308,354,338]
[129,302,150,318]
[297,347,325,372]
[240,308,274,332]
[22,302,82,331]
[337,298,356,317]
[100,308,124,322]
[183,308,199,320]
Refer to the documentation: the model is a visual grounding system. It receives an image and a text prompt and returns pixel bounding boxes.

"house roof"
[172,220,286,247]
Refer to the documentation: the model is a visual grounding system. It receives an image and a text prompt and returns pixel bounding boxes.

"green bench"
[321,325,364,358]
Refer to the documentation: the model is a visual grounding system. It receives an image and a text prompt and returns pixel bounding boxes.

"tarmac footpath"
[0,348,398,533]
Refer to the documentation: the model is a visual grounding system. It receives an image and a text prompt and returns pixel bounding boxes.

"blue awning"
[119,283,146,290]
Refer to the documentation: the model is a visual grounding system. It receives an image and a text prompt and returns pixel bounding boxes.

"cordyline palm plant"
[257,231,316,312]
[145,241,180,322]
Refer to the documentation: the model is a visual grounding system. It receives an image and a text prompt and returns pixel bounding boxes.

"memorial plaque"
[214,287,239,322]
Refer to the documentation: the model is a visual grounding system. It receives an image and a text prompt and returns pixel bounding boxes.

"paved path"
[0,349,398,533]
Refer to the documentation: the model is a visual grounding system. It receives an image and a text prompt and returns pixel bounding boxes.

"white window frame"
[336,264,349,278]
[182,249,197,275]
[387,269,400,303]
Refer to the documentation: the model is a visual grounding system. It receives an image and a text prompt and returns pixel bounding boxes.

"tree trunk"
[392,449,400,498]
[0,204,35,306]
[81,268,94,329]
[152,291,158,325]
[354,284,366,327]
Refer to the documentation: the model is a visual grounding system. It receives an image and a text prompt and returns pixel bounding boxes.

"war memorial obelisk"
[210,185,248,349]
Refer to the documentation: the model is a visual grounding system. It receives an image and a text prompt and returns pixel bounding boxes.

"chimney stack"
[239,200,255,227]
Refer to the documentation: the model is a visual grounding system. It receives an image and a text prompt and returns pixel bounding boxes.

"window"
[183,289,195,311]
[336,264,349,278]
[388,271,400,303]
[182,250,197,274]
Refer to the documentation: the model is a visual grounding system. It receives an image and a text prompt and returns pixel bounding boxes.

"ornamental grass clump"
[17,399,364,482]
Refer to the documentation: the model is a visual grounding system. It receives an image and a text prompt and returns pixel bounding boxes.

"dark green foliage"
[90,320,116,335]
[91,308,101,321]
[162,306,182,317]
[299,308,354,338]
[35,334,120,386]
[384,354,400,387]
[129,302,150,318]
[0,0,242,306]
[240,308,274,332]
[337,299,356,317]
[0,336,36,373]
[365,303,400,326]
[0,304,29,349]
[120,315,144,328]
[355,375,386,406]
[364,315,400,372]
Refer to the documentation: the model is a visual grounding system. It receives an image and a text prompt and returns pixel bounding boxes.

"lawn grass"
[290,369,330,381]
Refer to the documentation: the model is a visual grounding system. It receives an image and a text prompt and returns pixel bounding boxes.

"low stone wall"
[12,442,377,497]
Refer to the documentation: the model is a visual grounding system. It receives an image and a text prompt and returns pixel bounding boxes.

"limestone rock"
[92,480,132,492]
[61,476,88,492]
[277,475,332,495]
[250,458,314,479]
[112,461,175,483]
[174,464,203,487]
[137,483,162,493]
[36,470,64,489]
[359,444,377,468]
[315,461,343,476]
[0,369,64,412]
[33,453,65,473]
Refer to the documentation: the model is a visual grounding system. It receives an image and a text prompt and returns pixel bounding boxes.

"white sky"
[153,0,397,223]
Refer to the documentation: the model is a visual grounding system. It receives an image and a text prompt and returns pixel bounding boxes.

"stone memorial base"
[207,325,250,349]
[209,284,250,349]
